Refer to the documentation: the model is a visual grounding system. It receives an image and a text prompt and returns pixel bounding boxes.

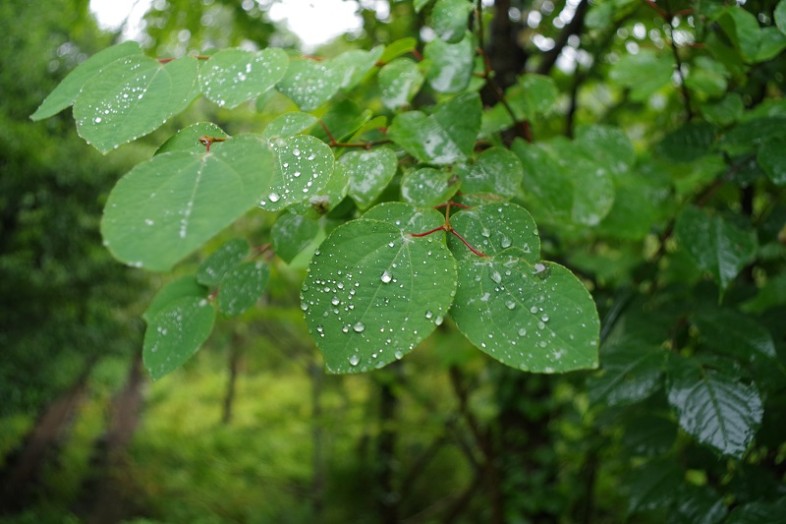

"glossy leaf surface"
[200,47,288,108]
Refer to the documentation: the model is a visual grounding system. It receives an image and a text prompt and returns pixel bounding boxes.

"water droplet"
[500,236,512,248]
[425,310,433,320]
[300,302,309,311]
[331,296,340,306]
[490,271,502,284]
[268,192,280,203]
[293,171,301,178]
[434,315,444,326]
[94,117,102,123]
[530,306,539,314]
[537,321,546,330]
[353,322,365,333]
[349,355,360,366]
[541,314,549,322]
[505,300,516,310]
[394,350,403,360]
[481,228,491,238]
[380,271,392,284]
[518,327,527,337]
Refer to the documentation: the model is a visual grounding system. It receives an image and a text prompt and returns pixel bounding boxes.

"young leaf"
[272,211,320,264]
[667,357,763,458]
[73,55,199,153]
[218,261,269,316]
[424,34,474,93]
[401,167,458,208]
[102,136,273,271]
[301,218,457,374]
[430,0,474,43]
[379,37,417,63]
[143,296,216,380]
[378,58,424,110]
[389,92,481,165]
[199,47,288,108]
[276,58,341,111]
[196,238,249,286]
[675,206,757,291]
[341,146,398,209]
[30,41,142,121]
[143,276,208,323]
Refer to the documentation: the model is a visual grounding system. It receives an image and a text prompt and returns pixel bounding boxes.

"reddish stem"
[198,135,226,153]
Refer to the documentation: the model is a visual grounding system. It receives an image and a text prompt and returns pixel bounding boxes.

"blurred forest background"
[1,0,785,523]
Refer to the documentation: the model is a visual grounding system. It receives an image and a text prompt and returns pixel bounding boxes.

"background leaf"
[196,238,249,286]
[424,35,474,93]
[199,47,288,108]
[217,261,269,316]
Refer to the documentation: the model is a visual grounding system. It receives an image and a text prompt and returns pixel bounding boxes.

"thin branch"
[536,0,590,76]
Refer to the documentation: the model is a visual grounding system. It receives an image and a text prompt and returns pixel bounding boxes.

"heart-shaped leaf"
[200,47,288,108]
[341,146,398,209]
[277,58,341,111]
[424,34,475,93]
[401,167,459,208]
[378,58,424,109]
[302,218,457,373]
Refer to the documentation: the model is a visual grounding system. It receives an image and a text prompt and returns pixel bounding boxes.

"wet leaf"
[302,218,457,374]
[143,276,208,323]
[341,146,398,209]
[218,261,269,316]
[272,211,320,263]
[401,167,458,208]
[196,238,249,286]
[73,55,199,153]
[667,357,763,458]
[588,344,666,406]
[424,34,474,93]
[448,202,540,261]
[378,58,424,110]
[389,92,481,165]
[626,459,683,515]
[457,146,523,203]
[431,0,474,43]
[200,47,288,108]
[380,37,417,63]
[363,202,446,234]
[693,308,776,362]
[757,137,786,185]
[277,58,341,111]
[143,296,216,380]
[331,46,383,90]
[262,112,319,139]
[156,122,229,155]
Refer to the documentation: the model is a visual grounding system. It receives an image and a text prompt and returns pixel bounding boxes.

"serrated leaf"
[262,112,319,139]
[693,308,776,362]
[401,167,458,207]
[200,47,287,109]
[757,137,786,185]
[301,218,457,374]
[272,211,320,264]
[331,46,383,90]
[277,58,341,111]
[726,498,786,524]
[156,122,229,155]
[621,414,677,456]
[667,357,763,457]
[457,147,523,202]
[73,55,199,153]
[447,204,599,373]
[626,459,683,515]
[143,276,208,323]
[101,136,273,271]
[143,296,216,380]
[341,147,398,209]
[259,135,335,211]
[379,58,424,109]
[218,261,269,316]
[389,92,481,165]
[431,0,473,43]
[588,344,666,406]
[424,35,474,93]
[196,238,249,286]
[31,41,143,121]
[672,485,727,524]
[675,206,757,291]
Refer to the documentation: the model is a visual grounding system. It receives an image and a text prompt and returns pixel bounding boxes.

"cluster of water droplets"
[259,138,329,208]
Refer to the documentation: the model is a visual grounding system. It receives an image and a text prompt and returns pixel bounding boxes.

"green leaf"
[277,58,341,111]
[272,211,320,264]
[340,147,398,209]
[102,136,273,271]
[262,112,319,140]
[73,55,199,153]
[362,202,446,233]
[30,41,142,121]
[156,122,229,155]
[456,146,523,202]
[331,46,383,90]
[658,123,717,162]
[380,37,417,63]
[199,47,288,109]
[414,0,433,13]
[311,99,371,143]
[621,414,677,457]
[259,135,335,211]
[143,276,208,323]
[675,206,758,291]
[588,344,666,406]
[667,357,763,458]
[626,459,682,515]
[609,50,674,102]
[716,7,762,62]
[726,498,786,524]
[143,296,216,380]
[196,238,249,286]
[597,163,670,240]
[757,137,786,185]
[513,74,559,120]
[755,27,786,63]
[218,261,269,316]
[378,58,424,110]
[777,0,786,35]
[701,93,744,126]
[448,204,599,373]
[692,308,776,362]
[685,56,728,100]
[301,218,457,374]
[389,92,481,165]
[673,485,727,524]
[431,0,473,43]
[400,167,459,208]
[424,35,474,93]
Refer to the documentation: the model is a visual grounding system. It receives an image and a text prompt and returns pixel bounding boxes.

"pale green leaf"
[73,55,199,153]
[302,218,457,373]
[200,47,288,108]
[431,0,473,43]
[196,238,249,286]
[262,112,318,139]
[277,58,341,111]
[143,296,216,380]
[777,0,786,35]
[424,35,474,93]
[609,50,674,102]
[341,146,398,209]
[378,58,424,109]
[447,203,540,261]
[456,146,523,202]
[331,46,383,89]
[380,37,418,63]
[362,202,446,234]
[400,167,458,208]
[218,261,269,316]
[156,122,229,155]
[143,276,208,323]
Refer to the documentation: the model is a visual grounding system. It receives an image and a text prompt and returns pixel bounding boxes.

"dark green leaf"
[658,123,717,162]
[196,238,249,286]
[726,498,786,524]
[456,146,523,202]
[758,137,786,185]
[621,414,677,457]
[671,484,726,524]
[218,261,269,316]
[693,308,776,362]
[588,344,666,406]
[626,459,682,515]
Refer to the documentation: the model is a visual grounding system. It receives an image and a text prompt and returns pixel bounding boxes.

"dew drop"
[505,300,516,310]
[518,327,527,337]
[394,350,403,360]
[500,236,512,248]
[349,355,360,366]
[331,296,340,306]
[541,314,549,322]
[353,322,365,333]
[529,306,539,314]
[380,271,392,284]
[268,192,280,203]
[425,310,433,320]
[490,271,502,284]
[481,228,491,238]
